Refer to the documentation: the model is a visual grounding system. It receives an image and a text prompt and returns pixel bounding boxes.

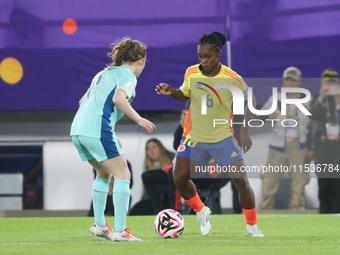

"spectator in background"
[309,68,340,213]
[130,138,175,215]
[143,138,175,170]
[260,67,311,210]
[23,187,43,209]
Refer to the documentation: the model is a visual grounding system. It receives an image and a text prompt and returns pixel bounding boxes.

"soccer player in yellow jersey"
[156,32,264,237]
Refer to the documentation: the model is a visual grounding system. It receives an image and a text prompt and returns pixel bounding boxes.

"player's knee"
[98,172,111,179]
[117,168,131,180]
[173,172,187,188]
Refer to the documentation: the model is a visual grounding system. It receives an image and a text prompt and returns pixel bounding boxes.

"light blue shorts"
[71,135,124,162]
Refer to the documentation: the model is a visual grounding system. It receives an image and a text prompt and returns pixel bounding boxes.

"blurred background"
[0,0,339,214]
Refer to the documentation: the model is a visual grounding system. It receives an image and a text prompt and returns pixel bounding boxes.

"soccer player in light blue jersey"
[70,38,155,242]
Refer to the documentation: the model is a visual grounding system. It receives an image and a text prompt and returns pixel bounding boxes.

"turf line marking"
[211,240,248,242]
[1,243,45,245]
[258,214,340,217]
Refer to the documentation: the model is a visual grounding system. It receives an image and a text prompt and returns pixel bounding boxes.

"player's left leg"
[72,135,113,240]
[229,160,264,237]
[208,136,264,237]
[92,173,111,224]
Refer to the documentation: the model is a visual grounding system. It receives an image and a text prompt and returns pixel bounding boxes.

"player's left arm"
[240,94,255,153]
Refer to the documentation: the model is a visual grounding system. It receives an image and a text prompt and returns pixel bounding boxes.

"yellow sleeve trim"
[116,87,130,100]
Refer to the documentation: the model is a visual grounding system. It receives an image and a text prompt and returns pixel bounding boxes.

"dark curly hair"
[197,32,226,51]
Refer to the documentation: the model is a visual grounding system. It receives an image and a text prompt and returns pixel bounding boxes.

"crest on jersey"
[178,145,186,152]
[125,80,134,95]
[215,81,227,91]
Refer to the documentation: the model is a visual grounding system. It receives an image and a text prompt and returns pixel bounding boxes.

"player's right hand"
[137,117,156,133]
[155,83,173,95]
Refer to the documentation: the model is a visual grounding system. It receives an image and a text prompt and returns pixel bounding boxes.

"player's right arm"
[113,88,156,133]
[156,67,193,101]
[155,83,189,101]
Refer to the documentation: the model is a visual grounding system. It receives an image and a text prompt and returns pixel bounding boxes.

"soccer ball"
[154,209,184,238]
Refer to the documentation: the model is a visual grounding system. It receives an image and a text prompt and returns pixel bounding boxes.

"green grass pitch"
[0,214,339,255]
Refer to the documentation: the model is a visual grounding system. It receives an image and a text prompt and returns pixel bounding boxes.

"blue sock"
[92,176,110,227]
[113,179,131,232]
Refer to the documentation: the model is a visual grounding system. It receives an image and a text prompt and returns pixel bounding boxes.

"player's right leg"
[173,137,211,236]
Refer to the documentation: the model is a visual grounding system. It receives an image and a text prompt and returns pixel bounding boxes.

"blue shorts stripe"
[101,87,116,158]
[100,139,120,159]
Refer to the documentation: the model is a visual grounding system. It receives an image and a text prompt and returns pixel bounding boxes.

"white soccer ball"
[154,209,184,238]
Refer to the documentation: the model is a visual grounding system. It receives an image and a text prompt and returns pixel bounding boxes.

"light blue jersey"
[70,65,136,139]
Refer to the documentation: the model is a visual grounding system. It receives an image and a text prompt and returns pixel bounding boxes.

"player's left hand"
[240,129,252,154]
[137,117,156,134]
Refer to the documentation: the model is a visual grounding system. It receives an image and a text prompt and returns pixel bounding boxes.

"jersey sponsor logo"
[125,80,134,95]
[231,151,238,158]
[177,145,186,152]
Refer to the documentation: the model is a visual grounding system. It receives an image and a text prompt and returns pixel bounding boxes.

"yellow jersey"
[179,64,247,143]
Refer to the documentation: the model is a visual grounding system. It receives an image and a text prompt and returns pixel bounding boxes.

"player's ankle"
[197,206,205,214]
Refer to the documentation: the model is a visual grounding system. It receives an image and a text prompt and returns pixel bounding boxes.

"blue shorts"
[71,135,124,162]
[175,136,243,167]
